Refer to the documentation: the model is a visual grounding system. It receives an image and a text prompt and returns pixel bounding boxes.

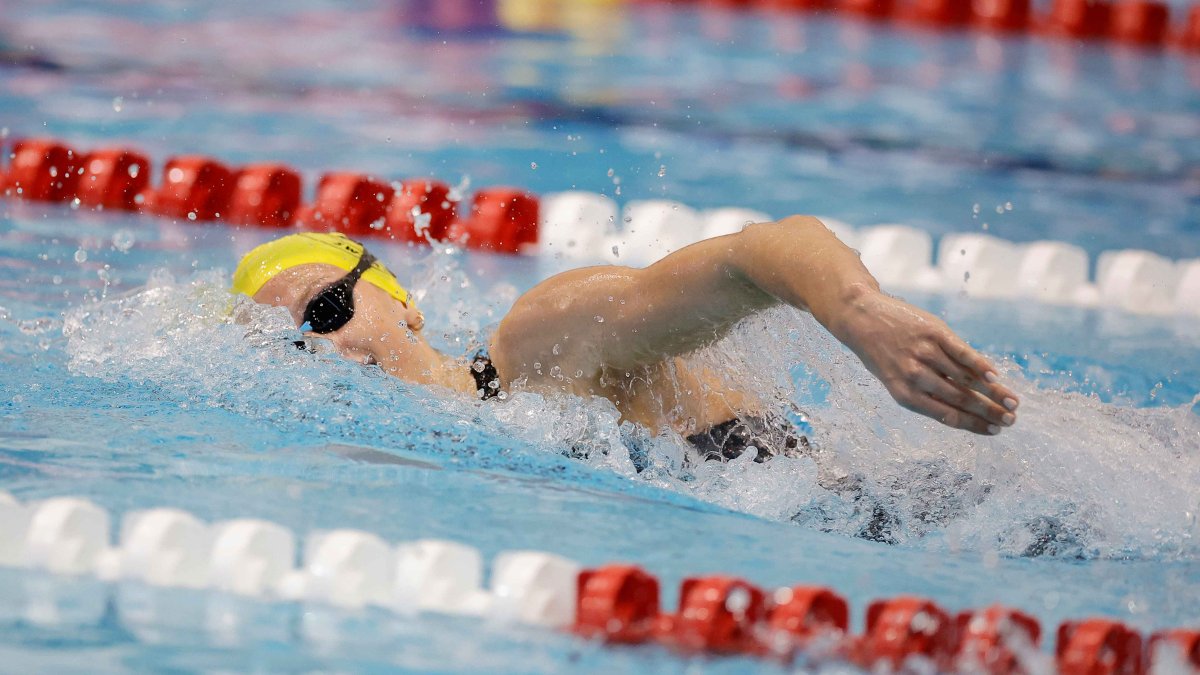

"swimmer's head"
[233,232,442,380]
[232,232,411,307]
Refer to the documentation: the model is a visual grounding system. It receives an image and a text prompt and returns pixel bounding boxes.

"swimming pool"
[2,0,1199,671]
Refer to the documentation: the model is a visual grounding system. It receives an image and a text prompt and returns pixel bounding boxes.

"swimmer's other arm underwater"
[233,215,1020,437]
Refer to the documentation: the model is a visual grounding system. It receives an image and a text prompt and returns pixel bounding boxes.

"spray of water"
[62,254,1200,561]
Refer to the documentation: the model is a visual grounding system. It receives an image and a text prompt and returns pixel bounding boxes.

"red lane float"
[145,156,234,221]
[755,0,830,10]
[386,179,458,243]
[1056,619,1142,675]
[227,164,302,228]
[838,0,893,19]
[1178,5,1200,50]
[658,576,767,654]
[858,596,958,669]
[298,172,393,235]
[2,139,80,202]
[656,0,1200,55]
[765,585,849,660]
[1147,629,1200,671]
[450,188,539,254]
[903,0,973,28]
[574,564,661,644]
[767,586,849,638]
[955,606,1042,674]
[973,0,1032,32]
[75,148,151,211]
[1043,0,1113,39]
[1109,0,1170,46]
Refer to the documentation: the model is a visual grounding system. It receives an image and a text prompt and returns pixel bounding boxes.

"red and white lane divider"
[671,0,1200,54]
[1,492,1198,673]
[2,135,1199,317]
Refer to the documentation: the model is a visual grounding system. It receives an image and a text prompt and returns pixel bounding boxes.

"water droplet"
[73,249,88,263]
[552,343,561,355]
[594,315,604,323]
[972,203,981,215]
[112,229,135,252]
[187,211,197,221]
[127,163,140,178]
[112,96,124,112]
[530,162,538,170]
[657,164,666,177]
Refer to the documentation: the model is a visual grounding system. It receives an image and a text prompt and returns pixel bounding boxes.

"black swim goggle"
[301,249,378,334]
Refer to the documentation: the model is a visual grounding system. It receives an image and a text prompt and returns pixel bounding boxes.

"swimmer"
[232,217,1020,453]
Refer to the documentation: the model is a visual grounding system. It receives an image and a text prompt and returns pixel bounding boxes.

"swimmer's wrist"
[821,282,881,342]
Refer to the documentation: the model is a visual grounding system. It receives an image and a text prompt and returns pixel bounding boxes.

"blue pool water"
[2,0,1200,671]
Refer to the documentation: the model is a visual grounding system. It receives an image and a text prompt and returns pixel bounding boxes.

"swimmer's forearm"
[732,216,1021,435]
[729,215,881,339]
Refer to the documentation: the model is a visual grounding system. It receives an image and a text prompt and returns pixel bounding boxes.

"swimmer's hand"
[831,289,1020,435]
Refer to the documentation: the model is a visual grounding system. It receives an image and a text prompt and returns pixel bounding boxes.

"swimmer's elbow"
[745,215,826,237]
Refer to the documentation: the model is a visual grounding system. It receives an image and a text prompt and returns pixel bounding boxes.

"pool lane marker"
[0,491,1197,673]
[3,135,1200,318]
[672,0,1200,53]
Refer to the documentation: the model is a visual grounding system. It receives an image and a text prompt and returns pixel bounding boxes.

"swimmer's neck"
[376,337,477,395]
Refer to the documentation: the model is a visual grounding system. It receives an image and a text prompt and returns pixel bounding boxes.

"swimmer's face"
[253,263,425,374]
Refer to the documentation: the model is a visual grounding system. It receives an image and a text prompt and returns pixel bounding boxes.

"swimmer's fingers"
[912,368,1010,432]
[908,393,998,436]
[937,332,1020,411]
[924,345,1019,422]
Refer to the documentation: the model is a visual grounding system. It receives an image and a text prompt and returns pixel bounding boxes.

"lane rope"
[2,136,1198,317]
[664,0,1200,54]
[1,491,1197,673]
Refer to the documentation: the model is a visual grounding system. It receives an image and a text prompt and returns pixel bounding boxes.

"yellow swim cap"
[232,232,410,306]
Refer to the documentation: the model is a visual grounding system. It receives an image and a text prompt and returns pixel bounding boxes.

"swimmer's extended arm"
[494,215,1019,435]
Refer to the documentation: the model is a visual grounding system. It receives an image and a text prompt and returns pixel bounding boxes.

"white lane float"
[0,491,29,567]
[23,497,110,575]
[281,529,394,608]
[1097,249,1180,315]
[539,191,619,260]
[393,539,490,615]
[208,519,296,597]
[1016,241,1090,305]
[616,200,703,265]
[489,551,580,628]
[858,224,939,291]
[938,233,1023,299]
[100,508,212,587]
[1174,259,1200,316]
